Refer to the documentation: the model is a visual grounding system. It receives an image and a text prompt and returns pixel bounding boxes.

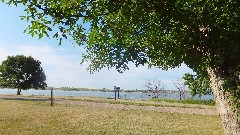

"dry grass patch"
[57,96,216,109]
[0,99,223,135]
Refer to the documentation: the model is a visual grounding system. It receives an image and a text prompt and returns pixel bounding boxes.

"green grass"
[151,98,215,106]
[0,99,223,135]
[20,95,215,109]
[55,96,215,109]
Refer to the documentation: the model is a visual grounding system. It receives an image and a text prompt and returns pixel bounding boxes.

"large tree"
[0,55,47,95]
[2,0,240,134]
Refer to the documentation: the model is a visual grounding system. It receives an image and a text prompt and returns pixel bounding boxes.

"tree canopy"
[0,55,47,95]
[3,0,240,74]
[2,0,240,134]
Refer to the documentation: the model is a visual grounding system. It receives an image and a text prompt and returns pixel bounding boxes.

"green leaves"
[2,1,240,131]
[183,73,212,97]
[2,0,240,80]
[0,55,47,93]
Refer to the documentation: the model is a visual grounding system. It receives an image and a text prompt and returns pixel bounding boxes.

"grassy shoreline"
[0,97,223,135]
[1,94,215,110]
[150,98,215,106]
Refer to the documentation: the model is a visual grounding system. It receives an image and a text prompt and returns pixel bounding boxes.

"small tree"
[145,80,165,98]
[0,55,47,95]
[173,79,186,100]
[183,73,212,99]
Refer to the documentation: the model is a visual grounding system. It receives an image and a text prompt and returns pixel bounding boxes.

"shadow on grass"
[0,96,50,102]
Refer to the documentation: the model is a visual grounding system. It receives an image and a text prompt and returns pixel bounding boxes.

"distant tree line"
[145,74,213,100]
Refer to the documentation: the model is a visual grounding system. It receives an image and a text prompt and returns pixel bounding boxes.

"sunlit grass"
[0,99,223,135]
[56,96,216,109]
[151,98,215,106]
[8,95,215,109]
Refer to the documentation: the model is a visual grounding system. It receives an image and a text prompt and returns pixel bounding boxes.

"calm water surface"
[0,88,213,100]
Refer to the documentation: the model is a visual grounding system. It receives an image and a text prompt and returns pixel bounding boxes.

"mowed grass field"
[0,99,223,135]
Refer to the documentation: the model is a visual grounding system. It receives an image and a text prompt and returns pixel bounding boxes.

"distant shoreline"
[45,87,140,92]
[1,87,192,93]
[45,87,191,93]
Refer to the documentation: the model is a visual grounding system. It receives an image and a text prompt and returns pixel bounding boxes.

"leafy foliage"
[0,55,47,94]
[183,73,212,97]
[2,0,240,133]
[2,0,239,102]
[3,0,240,75]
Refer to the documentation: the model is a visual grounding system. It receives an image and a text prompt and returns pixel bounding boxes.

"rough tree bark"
[207,68,240,135]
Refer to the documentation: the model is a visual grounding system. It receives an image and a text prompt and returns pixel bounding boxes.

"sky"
[0,3,193,90]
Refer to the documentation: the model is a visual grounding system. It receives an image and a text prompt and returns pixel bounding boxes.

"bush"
[151,98,215,106]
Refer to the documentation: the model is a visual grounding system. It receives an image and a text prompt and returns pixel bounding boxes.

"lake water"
[0,88,213,100]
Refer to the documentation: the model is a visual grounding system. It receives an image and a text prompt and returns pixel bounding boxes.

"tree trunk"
[207,68,240,135]
[179,91,182,100]
[17,87,21,95]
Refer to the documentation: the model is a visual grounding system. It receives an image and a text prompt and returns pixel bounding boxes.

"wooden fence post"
[115,89,117,100]
[51,87,54,106]
[118,89,120,99]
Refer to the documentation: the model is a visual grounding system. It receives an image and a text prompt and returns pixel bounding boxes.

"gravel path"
[0,95,218,116]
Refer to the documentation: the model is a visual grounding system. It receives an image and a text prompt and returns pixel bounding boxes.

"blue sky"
[0,4,193,90]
